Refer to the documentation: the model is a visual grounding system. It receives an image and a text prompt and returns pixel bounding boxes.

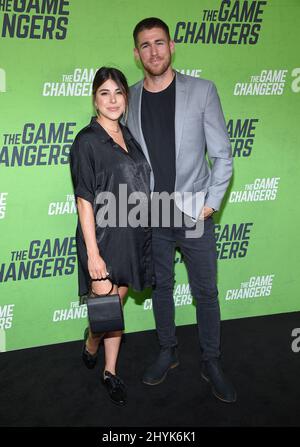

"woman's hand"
[88,252,109,280]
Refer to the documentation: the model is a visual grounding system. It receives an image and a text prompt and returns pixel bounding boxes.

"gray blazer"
[127,71,233,219]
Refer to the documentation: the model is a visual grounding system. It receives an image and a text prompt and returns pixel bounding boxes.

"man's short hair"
[133,17,171,47]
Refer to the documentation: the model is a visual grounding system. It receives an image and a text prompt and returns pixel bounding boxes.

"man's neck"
[143,67,175,93]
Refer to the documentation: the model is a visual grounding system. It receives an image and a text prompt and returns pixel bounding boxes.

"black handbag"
[86,277,124,334]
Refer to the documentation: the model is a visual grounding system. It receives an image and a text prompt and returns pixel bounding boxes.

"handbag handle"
[89,276,114,298]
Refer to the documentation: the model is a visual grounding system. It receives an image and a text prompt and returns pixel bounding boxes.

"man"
[127,17,236,403]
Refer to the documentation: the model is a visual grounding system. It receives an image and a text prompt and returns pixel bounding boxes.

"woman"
[69,67,153,406]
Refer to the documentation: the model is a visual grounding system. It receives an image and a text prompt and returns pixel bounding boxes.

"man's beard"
[142,54,172,77]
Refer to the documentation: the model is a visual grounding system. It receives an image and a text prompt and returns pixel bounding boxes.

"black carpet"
[1,311,300,427]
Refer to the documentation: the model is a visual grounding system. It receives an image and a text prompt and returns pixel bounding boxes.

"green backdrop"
[1,0,299,352]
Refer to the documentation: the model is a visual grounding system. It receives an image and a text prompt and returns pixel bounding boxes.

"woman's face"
[94,78,126,121]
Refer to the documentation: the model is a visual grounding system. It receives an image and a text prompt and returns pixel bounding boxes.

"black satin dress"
[70,117,154,298]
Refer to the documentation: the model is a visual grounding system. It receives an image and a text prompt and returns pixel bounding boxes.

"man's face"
[134,27,174,77]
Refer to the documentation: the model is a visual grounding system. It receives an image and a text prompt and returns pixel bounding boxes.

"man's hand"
[199,206,215,220]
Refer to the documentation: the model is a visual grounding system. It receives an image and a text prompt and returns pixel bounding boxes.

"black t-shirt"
[141,77,176,195]
[141,77,177,227]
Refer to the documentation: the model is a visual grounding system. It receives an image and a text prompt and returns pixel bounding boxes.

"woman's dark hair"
[92,67,129,109]
[133,17,170,47]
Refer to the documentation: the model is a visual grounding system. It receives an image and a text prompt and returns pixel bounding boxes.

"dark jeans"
[152,216,220,360]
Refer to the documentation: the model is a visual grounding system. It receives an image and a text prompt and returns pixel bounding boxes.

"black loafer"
[82,327,99,369]
[103,371,126,406]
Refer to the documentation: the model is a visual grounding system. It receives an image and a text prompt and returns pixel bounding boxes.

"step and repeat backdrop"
[1,0,299,352]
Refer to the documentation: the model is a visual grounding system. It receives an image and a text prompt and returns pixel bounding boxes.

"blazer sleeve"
[203,81,233,211]
[69,134,95,205]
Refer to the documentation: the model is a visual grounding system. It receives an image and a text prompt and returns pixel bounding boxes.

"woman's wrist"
[87,247,100,258]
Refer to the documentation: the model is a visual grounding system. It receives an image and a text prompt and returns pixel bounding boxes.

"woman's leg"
[86,329,103,355]
[103,285,128,374]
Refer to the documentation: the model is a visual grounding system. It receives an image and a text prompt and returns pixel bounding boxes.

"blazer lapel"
[133,81,152,169]
[175,72,188,160]
[132,72,187,165]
